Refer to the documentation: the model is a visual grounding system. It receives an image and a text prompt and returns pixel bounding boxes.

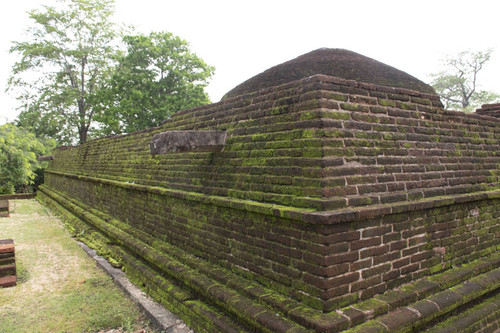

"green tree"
[95,32,214,135]
[0,124,56,194]
[8,0,119,144]
[430,49,500,112]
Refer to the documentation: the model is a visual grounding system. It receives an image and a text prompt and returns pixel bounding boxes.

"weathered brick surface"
[45,75,500,211]
[41,160,500,312]
[39,71,500,330]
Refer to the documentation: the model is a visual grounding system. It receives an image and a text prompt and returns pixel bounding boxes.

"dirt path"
[0,199,151,333]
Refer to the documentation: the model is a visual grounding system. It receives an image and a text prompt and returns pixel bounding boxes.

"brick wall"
[47,74,500,211]
[39,74,500,331]
[476,103,500,118]
[41,171,500,312]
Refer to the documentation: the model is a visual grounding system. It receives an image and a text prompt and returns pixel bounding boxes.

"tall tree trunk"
[78,98,87,144]
[79,126,87,144]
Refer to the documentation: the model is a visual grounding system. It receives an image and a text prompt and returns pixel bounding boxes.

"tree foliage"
[0,124,56,194]
[430,49,500,112]
[9,0,119,144]
[94,32,214,135]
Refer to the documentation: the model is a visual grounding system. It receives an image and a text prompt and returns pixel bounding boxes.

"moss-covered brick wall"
[476,103,500,118]
[38,73,500,332]
[46,75,500,211]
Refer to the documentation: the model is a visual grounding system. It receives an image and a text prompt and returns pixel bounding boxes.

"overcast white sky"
[1,0,499,124]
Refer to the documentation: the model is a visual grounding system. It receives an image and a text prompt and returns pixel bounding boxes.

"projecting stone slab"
[149,130,226,155]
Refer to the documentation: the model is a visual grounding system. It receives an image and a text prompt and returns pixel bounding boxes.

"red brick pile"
[0,239,16,288]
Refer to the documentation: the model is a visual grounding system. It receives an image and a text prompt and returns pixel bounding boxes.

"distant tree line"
[8,0,214,145]
[0,124,56,194]
[2,0,214,194]
[430,49,499,112]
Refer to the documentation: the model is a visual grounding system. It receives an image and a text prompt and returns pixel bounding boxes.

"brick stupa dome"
[223,48,437,99]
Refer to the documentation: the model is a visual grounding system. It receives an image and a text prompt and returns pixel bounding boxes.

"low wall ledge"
[149,130,227,155]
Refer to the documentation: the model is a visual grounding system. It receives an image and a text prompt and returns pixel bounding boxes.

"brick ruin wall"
[38,75,500,332]
[476,103,500,118]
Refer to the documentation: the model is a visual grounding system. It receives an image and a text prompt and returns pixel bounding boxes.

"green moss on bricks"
[289,306,349,332]
[323,111,351,120]
[270,106,288,115]
[340,103,370,112]
[299,111,321,120]
[39,86,500,330]
[343,320,387,333]
[382,133,405,141]
[301,129,316,138]
[352,298,388,318]
[117,248,234,333]
[37,190,113,259]
[328,92,348,102]
[378,99,395,107]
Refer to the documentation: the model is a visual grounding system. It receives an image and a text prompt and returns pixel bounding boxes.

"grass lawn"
[0,199,152,333]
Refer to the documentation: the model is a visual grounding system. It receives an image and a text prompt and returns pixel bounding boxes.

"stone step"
[343,264,500,332]
[424,291,500,332]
